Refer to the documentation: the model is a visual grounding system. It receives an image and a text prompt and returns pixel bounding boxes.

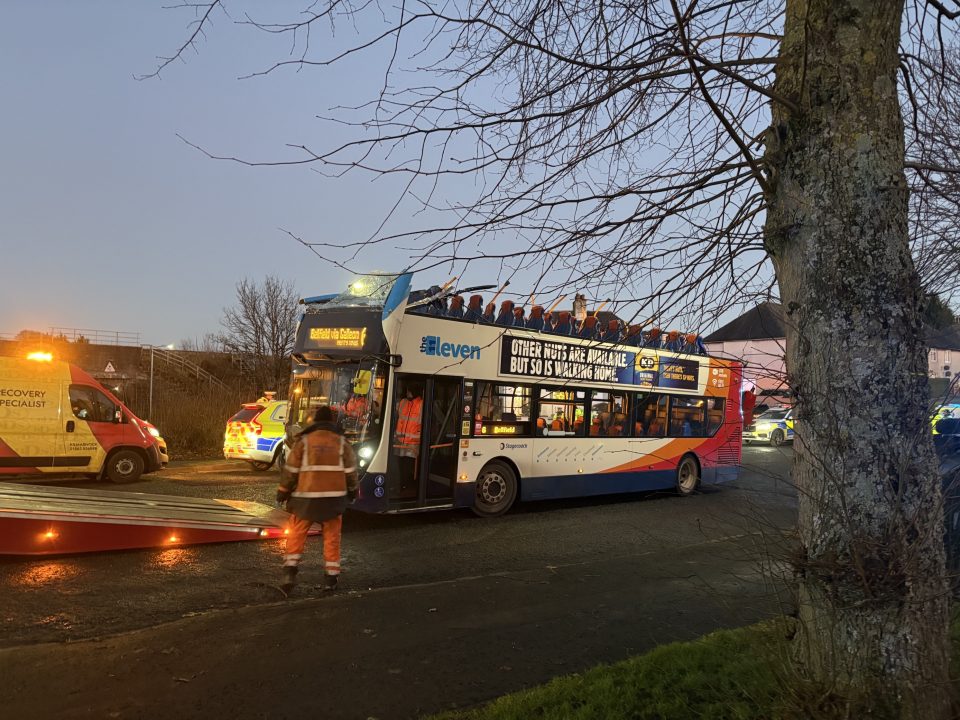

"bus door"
[389,374,460,505]
[423,377,460,502]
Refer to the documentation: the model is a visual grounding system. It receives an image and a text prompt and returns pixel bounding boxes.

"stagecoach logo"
[419,335,482,360]
[500,442,528,450]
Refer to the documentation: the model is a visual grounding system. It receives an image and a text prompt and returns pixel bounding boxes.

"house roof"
[705,301,960,349]
[704,302,785,342]
[928,324,960,351]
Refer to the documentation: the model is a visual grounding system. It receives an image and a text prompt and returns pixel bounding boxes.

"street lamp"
[148,344,175,420]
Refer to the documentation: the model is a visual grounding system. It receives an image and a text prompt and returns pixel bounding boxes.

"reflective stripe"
[324,561,340,568]
[284,464,301,473]
[291,490,348,498]
[284,553,303,560]
[342,466,356,474]
[283,558,301,567]
[299,464,346,472]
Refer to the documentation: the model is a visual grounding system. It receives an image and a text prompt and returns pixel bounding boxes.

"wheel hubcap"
[680,461,696,491]
[116,458,135,476]
[479,473,506,505]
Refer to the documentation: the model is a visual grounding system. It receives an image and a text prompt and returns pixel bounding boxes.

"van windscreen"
[229,407,262,423]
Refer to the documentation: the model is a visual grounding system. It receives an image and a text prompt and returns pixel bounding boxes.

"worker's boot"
[322,573,338,592]
[281,566,298,595]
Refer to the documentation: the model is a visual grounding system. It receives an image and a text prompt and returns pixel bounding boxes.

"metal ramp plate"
[0,483,297,556]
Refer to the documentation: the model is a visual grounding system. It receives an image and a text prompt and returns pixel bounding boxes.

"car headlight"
[358,446,374,460]
[147,427,161,438]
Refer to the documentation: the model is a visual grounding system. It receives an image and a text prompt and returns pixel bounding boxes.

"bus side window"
[669,397,706,437]
[706,399,725,435]
[633,392,665,437]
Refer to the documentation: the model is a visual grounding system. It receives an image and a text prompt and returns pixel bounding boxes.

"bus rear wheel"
[676,454,700,496]
[473,461,518,517]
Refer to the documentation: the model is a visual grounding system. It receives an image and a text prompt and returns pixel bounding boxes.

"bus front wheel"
[473,461,518,517]
[676,454,700,496]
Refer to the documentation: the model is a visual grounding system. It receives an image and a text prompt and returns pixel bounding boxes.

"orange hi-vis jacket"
[345,395,367,418]
[281,423,359,522]
[395,397,423,456]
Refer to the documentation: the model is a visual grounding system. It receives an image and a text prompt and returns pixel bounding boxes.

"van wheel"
[107,450,144,483]
[472,461,518,517]
[676,454,700,496]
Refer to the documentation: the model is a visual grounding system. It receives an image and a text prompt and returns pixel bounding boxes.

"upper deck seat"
[642,327,662,348]
[526,305,545,331]
[601,320,621,343]
[495,300,516,326]
[542,311,555,332]
[622,325,643,347]
[664,330,683,352]
[680,333,698,354]
[447,295,465,319]
[578,316,599,339]
[553,311,573,336]
[464,295,484,322]
[481,302,497,324]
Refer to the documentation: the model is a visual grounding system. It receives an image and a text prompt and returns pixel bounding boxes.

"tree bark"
[764,1,952,716]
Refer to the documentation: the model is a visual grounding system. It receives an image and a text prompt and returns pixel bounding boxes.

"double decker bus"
[286,273,743,517]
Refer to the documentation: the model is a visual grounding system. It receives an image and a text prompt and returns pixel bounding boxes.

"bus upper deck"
[287,272,743,516]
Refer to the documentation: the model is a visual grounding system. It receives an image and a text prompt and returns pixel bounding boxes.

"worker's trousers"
[283,514,343,576]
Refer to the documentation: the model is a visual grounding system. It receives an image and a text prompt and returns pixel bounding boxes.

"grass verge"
[430,622,784,720]
[432,614,960,720]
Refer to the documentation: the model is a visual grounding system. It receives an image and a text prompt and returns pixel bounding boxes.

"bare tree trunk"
[765,1,951,715]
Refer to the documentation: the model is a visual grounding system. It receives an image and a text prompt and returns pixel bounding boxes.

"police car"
[743,407,794,446]
[223,394,288,471]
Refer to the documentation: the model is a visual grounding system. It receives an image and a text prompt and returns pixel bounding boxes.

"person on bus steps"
[277,405,359,595]
[345,393,367,420]
[395,383,423,498]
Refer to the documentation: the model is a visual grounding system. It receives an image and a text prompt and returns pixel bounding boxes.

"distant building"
[702,302,787,399]
[927,325,960,379]
[704,302,960,400]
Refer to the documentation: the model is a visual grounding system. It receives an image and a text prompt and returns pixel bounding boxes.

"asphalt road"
[0,446,796,718]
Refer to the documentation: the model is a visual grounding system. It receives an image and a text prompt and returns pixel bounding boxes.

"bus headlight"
[358,446,374,460]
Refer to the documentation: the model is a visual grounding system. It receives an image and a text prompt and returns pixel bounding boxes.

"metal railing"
[49,327,142,346]
[144,346,230,391]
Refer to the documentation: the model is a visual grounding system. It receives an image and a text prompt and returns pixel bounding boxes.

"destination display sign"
[308,327,368,349]
[295,309,386,356]
[499,336,702,391]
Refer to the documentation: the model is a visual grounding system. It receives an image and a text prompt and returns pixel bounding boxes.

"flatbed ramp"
[0,483,294,556]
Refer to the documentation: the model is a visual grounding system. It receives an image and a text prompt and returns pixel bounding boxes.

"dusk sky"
[1,2,420,345]
[1,1,767,347]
